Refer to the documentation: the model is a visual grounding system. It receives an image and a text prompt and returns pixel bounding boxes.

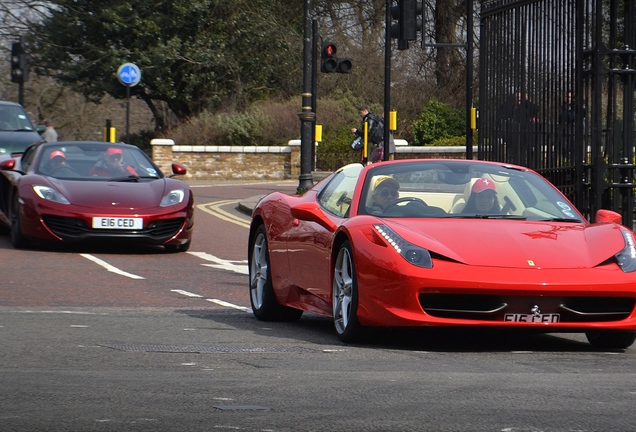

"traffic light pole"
[298,0,315,193]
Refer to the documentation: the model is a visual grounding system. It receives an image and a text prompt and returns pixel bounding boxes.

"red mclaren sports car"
[0,141,194,252]
[248,159,636,349]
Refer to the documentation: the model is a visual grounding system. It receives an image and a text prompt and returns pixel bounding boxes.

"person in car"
[48,150,78,177]
[368,175,400,213]
[462,178,501,214]
[90,147,138,177]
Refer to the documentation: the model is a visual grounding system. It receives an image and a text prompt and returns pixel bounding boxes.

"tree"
[23,0,304,129]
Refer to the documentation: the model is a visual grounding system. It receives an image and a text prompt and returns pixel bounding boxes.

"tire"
[248,224,303,321]
[332,240,364,343]
[165,239,191,253]
[10,194,29,249]
[586,330,636,350]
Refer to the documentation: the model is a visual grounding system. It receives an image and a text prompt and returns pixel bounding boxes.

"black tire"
[10,194,29,249]
[248,224,303,321]
[586,330,636,350]
[165,239,191,253]
[332,240,364,343]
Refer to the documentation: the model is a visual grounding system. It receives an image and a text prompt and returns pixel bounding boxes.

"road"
[1,180,636,432]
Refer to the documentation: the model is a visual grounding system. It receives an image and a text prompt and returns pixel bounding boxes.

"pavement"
[236,171,331,217]
[237,195,262,216]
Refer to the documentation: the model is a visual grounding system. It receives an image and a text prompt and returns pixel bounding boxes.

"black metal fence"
[479,0,635,227]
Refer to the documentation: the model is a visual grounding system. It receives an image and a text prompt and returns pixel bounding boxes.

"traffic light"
[320,42,353,74]
[10,39,28,83]
[390,0,423,50]
[321,43,338,73]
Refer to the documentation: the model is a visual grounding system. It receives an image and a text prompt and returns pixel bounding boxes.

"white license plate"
[504,314,560,323]
[92,217,143,230]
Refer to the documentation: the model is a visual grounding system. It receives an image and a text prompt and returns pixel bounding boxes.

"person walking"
[42,119,58,142]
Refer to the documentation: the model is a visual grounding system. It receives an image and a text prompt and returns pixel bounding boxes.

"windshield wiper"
[111,175,140,182]
[537,217,582,222]
[446,214,527,220]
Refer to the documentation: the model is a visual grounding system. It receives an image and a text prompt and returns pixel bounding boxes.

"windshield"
[359,161,585,222]
[0,104,36,132]
[36,143,163,180]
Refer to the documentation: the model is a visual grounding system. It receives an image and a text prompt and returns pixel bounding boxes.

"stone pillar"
[151,138,175,175]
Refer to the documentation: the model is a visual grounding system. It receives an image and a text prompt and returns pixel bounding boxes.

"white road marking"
[171,289,204,298]
[187,251,248,275]
[206,299,251,313]
[80,254,145,279]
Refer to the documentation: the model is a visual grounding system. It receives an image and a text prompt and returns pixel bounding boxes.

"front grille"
[42,215,185,243]
[419,294,635,323]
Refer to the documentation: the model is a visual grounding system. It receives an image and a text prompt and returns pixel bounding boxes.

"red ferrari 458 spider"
[248,159,636,349]
[0,141,194,252]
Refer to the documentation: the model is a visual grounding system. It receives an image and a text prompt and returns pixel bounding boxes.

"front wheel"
[10,194,29,249]
[586,330,636,350]
[248,224,302,321]
[332,240,364,343]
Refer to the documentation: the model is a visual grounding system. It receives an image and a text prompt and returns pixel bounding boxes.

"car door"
[285,164,362,310]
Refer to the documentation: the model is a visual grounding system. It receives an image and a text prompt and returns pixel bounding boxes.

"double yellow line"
[197,200,251,228]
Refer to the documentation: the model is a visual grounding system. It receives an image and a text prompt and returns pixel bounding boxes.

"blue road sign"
[117,63,141,87]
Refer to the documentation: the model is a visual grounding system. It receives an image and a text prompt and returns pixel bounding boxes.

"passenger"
[462,178,501,214]
[90,147,137,177]
[47,150,78,177]
[368,175,400,213]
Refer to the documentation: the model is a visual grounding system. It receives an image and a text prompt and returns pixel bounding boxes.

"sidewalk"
[236,171,331,217]
[237,195,262,216]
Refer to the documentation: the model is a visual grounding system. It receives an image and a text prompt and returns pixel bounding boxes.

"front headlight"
[32,185,70,205]
[160,189,185,207]
[374,224,433,268]
[615,230,636,272]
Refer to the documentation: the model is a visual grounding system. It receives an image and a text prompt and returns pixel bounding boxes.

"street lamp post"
[298,0,316,193]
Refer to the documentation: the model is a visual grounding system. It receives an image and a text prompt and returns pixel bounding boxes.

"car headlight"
[32,185,70,205]
[160,189,185,207]
[615,230,636,272]
[374,224,433,268]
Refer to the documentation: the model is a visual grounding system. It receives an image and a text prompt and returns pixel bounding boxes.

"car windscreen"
[359,161,585,222]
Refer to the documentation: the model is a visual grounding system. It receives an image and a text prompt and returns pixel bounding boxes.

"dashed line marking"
[206,299,252,313]
[171,289,204,298]
[172,290,251,313]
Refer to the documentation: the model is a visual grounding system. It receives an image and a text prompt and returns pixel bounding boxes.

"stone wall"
[151,139,475,181]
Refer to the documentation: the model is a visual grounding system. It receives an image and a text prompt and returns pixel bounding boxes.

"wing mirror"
[169,163,187,177]
[595,209,622,224]
[291,201,337,232]
[0,159,16,170]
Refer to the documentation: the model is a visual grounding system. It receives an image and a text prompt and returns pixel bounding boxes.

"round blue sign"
[117,63,141,87]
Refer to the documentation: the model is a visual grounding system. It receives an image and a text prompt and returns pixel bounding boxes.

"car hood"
[50,178,183,210]
[0,131,42,155]
[386,218,626,269]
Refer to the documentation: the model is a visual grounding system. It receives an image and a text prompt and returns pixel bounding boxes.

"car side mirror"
[291,201,337,232]
[595,209,622,224]
[0,158,16,170]
[170,163,187,176]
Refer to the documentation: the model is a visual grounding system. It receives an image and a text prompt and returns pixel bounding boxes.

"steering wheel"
[384,197,427,213]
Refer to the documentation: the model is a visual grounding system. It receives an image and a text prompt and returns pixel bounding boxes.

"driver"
[368,175,400,213]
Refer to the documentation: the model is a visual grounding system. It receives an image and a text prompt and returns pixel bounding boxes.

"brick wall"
[151,139,475,181]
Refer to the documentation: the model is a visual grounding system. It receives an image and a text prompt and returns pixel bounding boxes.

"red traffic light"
[322,43,337,57]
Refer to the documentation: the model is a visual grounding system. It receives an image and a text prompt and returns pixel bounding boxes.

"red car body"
[0,141,194,252]
[248,159,636,349]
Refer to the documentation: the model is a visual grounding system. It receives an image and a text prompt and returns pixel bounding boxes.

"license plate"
[92,217,143,230]
[504,314,560,323]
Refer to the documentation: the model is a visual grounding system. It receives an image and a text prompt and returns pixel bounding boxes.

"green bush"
[412,100,465,145]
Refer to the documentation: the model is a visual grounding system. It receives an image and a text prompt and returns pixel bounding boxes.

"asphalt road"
[1,180,636,432]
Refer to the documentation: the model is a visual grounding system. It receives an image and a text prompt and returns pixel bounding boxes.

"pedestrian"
[42,119,58,142]
[351,105,384,162]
